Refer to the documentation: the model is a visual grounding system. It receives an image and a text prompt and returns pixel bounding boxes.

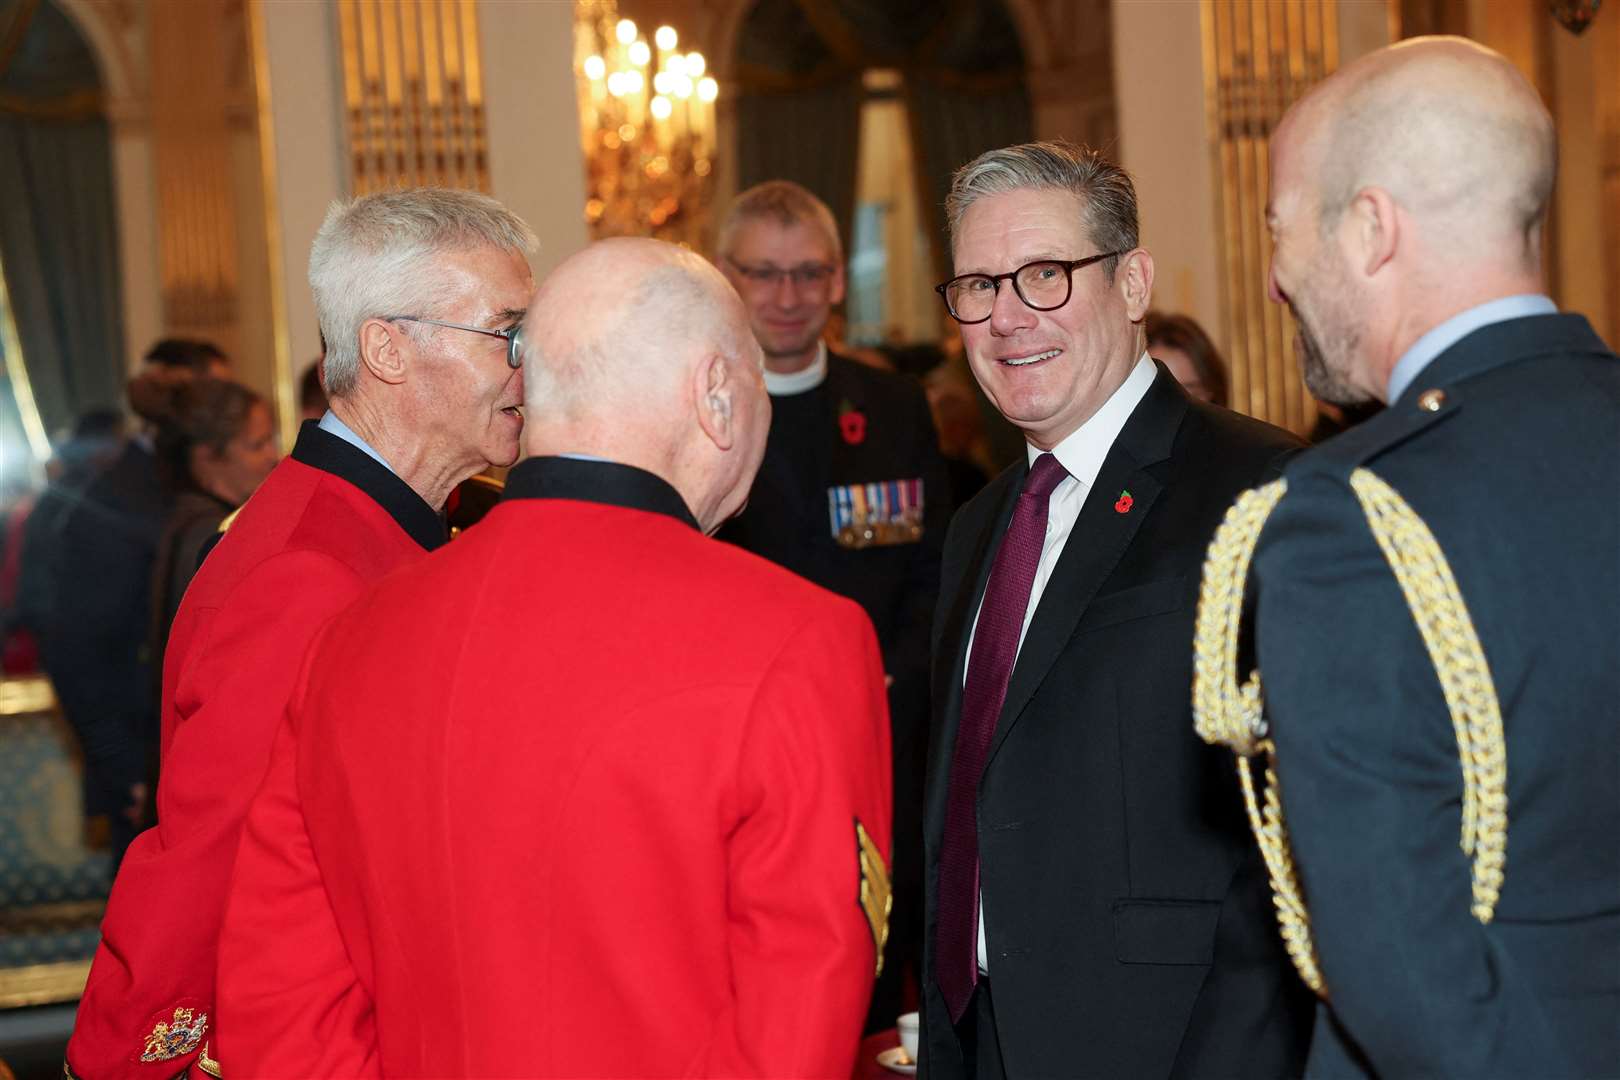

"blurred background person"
[144,376,279,670]
[298,362,328,422]
[37,341,226,869]
[1145,310,1230,406]
[923,370,993,513]
[3,410,123,675]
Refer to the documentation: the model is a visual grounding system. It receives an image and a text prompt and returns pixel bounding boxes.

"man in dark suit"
[919,141,1312,1078]
[1240,36,1619,1077]
[716,180,948,1028]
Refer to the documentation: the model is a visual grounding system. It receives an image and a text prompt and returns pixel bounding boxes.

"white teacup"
[897,1011,920,1062]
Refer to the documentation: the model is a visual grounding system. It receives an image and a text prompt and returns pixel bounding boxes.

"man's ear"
[693,351,734,451]
[1119,248,1155,322]
[1347,186,1398,278]
[828,260,847,307]
[357,318,409,386]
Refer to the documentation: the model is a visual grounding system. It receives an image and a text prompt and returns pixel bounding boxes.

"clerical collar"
[289,421,447,551]
[502,456,699,531]
[763,341,828,396]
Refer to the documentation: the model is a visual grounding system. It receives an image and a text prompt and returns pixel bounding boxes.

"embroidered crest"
[856,818,892,977]
[140,1005,208,1062]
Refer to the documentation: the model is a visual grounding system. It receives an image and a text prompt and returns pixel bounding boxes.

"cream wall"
[1112,0,1223,338]
[479,1,590,282]
[253,0,588,443]
[1111,0,1392,357]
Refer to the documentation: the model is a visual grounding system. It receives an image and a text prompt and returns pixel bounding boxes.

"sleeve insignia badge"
[828,479,926,549]
[139,1004,208,1063]
[855,818,892,977]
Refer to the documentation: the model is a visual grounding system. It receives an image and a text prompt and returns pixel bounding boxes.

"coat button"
[1417,388,1446,412]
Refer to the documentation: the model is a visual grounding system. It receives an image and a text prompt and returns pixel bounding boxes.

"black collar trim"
[289,421,447,551]
[502,456,699,531]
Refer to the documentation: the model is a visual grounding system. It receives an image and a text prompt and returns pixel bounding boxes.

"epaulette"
[1191,468,1507,997]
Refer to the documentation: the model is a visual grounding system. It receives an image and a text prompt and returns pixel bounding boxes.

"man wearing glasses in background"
[918,142,1310,1079]
[68,187,535,1080]
[715,180,948,1033]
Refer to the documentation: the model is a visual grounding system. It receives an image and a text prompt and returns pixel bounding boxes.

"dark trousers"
[955,979,1006,1080]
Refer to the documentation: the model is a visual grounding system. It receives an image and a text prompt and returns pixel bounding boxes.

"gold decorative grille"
[1203,0,1339,432]
[337,0,489,195]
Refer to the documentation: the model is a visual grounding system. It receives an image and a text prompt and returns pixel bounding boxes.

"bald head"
[1284,36,1554,264]
[520,238,770,532]
[1266,38,1556,404]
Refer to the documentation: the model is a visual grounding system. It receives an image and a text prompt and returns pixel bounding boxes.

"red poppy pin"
[838,400,867,446]
[1114,489,1134,514]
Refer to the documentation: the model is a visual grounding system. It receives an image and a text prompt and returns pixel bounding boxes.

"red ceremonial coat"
[67,422,446,1079]
[216,456,893,1079]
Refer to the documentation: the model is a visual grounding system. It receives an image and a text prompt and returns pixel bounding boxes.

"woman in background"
[1146,310,1230,407]
[142,375,279,660]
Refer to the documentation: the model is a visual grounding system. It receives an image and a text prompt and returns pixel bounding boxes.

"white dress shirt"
[966,352,1157,973]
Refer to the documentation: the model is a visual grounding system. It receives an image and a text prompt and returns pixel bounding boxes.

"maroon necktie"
[936,452,1068,1023]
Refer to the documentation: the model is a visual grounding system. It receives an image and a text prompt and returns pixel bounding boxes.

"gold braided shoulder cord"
[1191,470,1509,999]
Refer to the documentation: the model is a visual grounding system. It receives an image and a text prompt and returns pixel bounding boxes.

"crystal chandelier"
[574,0,720,247]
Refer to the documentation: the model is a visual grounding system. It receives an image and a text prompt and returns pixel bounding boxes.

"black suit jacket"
[1253,313,1620,1078]
[920,365,1312,1079]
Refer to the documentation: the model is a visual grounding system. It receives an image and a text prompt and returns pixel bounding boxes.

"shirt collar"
[318,409,395,474]
[1028,352,1157,488]
[290,420,447,551]
[1388,294,1557,403]
[501,456,700,531]
[762,341,828,397]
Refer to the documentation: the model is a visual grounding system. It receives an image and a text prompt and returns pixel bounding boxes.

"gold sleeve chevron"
[1192,470,1508,998]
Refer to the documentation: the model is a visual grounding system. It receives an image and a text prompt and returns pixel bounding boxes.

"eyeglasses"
[725,258,838,292]
[386,315,524,369]
[934,252,1125,325]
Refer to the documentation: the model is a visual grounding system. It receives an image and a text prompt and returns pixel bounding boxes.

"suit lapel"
[985,369,1186,767]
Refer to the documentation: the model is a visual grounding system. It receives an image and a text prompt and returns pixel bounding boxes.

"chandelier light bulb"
[686,52,705,78]
[675,75,694,99]
[697,76,718,103]
[615,19,637,44]
[623,70,644,95]
[583,55,606,81]
[655,25,678,51]
[606,72,626,96]
[628,40,651,66]
[650,95,673,120]
[653,71,673,95]
[665,54,687,77]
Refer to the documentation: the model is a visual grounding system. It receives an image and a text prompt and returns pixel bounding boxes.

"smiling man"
[67,188,535,1080]
[715,180,947,1029]
[918,142,1310,1079]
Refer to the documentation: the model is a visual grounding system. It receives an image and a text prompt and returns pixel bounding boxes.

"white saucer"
[876,1046,917,1075]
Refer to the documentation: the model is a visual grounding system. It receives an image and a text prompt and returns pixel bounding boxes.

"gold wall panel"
[149,0,244,339]
[338,0,490,194]
[1203,0,1338,432]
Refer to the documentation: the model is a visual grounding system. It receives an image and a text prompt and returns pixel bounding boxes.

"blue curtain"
[0,0,126,439]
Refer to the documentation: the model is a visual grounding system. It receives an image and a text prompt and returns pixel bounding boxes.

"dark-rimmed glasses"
[386,315,524,369]
[725,258,838,292]
[935,252,1124,325]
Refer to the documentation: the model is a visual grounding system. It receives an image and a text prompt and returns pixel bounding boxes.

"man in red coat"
[216,238,893,1078]
[67,188,536,1080]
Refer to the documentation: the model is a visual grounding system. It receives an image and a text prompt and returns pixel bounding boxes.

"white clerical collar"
[1029,353,1156,489]
[762,341,828,396]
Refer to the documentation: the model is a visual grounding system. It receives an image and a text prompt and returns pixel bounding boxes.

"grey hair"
[308,188,537,396]
[945,140,1138,279]
[716,179,842,263]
